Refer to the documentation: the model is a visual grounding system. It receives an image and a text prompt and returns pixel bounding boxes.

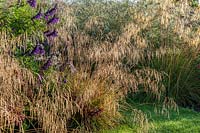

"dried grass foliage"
[0,54,120,132]
[0,54,35,132]
[33,71,120,132]
[58,0,200,96]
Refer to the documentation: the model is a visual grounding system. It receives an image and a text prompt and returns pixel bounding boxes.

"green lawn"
[102,100,200,133]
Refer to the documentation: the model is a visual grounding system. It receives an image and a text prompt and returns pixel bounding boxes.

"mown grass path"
[103,102,200,133]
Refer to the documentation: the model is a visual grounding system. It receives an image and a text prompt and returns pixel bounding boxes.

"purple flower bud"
[47,16,59,25]
[32,9,42,20]
[27,0,36,8]
[45,4,58,17]
[42,59,52,70]
[45,15,49,21]
[45,29,58,38]
[63,79,67,83]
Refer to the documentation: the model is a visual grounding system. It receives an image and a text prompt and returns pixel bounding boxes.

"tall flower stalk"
[45,4,58,19]
[47,15,59,25]
[32,9,43,20]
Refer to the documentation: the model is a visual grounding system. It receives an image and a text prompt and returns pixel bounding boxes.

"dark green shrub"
[0,1,45,36]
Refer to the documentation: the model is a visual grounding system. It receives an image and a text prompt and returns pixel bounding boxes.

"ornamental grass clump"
[32,71,121,132]
[0,53,121,132]
[60,0,200,111]
[139,47,200,107]
[0,0,122,132]
[130,0,200,108]
[0,54,36,132]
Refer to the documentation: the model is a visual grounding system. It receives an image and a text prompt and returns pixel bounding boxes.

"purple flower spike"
[31,45,40,55]
[45,29,58,38]
[44,30,51,36]
[47,15,59,25]
[40,49,45,55]
[45,4,58,17]
[42,59,52,70]
[31,45,45,56]
[32,9,43,20]
[27,0,36,8]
